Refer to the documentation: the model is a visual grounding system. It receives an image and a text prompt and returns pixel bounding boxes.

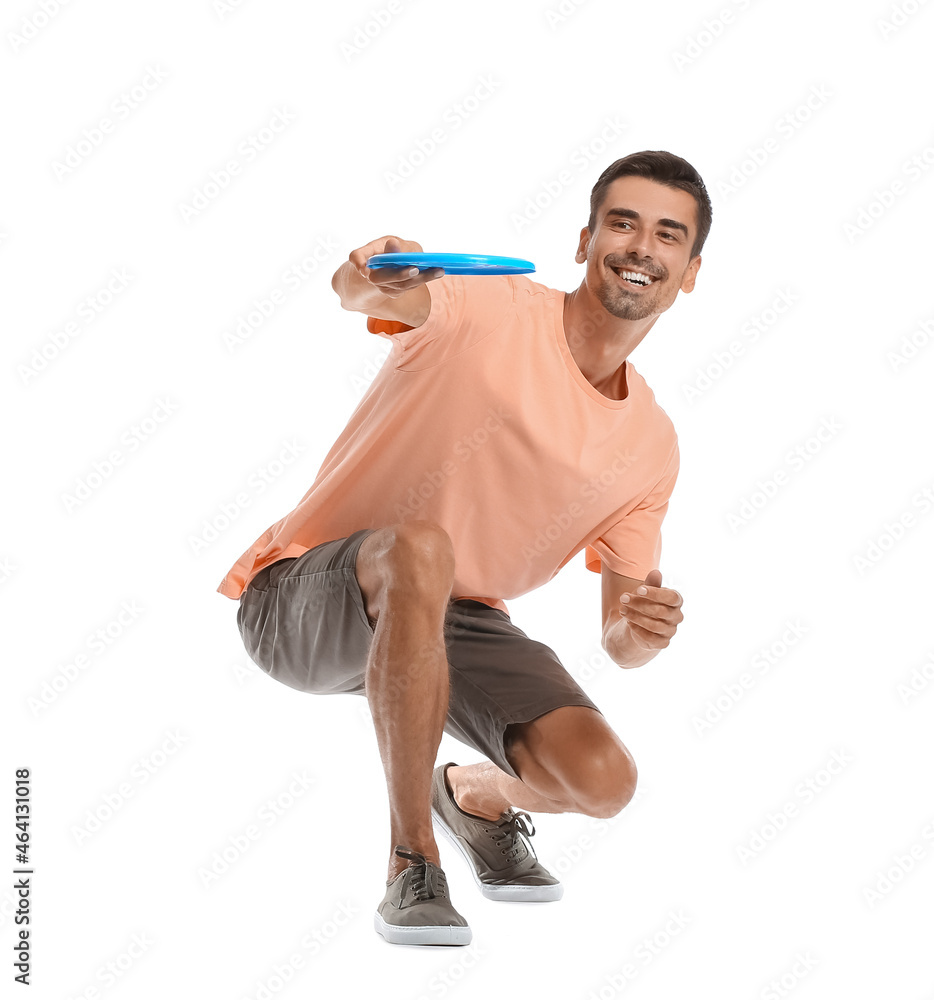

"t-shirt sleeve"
[365,274,516,371]
[585,440,680,580]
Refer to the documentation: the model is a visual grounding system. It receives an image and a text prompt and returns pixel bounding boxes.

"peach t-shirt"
[216,274,679,614]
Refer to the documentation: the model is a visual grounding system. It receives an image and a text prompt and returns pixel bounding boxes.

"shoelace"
[394,847,448,901]
[487,810,536,864]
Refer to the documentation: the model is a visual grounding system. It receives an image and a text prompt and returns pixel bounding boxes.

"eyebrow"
[604,208,689,237]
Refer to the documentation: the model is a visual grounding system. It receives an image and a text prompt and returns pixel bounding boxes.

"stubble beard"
[594,274,660,321]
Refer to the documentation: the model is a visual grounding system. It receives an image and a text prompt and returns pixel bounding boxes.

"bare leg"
[445,761,571,821]
[447,706,638,821]
[355,522,456,883]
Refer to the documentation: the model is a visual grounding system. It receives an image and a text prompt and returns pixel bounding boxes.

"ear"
[575,227,590,264]
[680,254,701,293]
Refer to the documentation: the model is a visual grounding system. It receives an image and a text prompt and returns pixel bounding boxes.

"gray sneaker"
[374,846,472,946]
[431,762,563,902]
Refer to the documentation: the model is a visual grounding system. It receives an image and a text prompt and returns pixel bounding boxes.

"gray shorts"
[235,528,602,780]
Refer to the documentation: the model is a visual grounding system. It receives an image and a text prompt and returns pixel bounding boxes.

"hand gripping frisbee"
[366,252,535,275]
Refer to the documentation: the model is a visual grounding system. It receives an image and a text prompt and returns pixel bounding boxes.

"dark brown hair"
[588,150,712,259]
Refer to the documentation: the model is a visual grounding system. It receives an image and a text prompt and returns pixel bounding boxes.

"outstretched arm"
[331,234,444,326]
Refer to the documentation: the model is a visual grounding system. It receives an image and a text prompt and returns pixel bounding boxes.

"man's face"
[577,175,702,322]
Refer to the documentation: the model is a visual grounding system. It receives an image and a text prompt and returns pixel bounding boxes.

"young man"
[217,150,711,947]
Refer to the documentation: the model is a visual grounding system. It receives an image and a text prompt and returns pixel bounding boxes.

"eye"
[659,232,676,240]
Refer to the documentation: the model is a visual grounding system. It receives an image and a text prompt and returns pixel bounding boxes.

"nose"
[623,230,654,262]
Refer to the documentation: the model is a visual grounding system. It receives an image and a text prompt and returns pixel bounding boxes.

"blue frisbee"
[366,252,535,275]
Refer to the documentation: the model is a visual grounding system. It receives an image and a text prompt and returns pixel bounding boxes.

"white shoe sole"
[373,911,472,946]
[432,810,564,902]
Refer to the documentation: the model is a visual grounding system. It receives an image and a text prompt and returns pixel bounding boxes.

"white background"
[3,0,933,996]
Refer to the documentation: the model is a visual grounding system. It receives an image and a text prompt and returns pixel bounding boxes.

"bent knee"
[570,748,638,819]
[374,520,455,592]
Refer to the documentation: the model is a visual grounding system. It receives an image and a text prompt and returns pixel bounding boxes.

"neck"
[562,286,659,399]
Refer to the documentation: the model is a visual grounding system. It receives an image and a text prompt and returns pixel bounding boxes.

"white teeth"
[615,268,655,286]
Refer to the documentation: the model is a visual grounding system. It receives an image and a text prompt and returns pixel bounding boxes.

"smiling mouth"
[610,266,660,288]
